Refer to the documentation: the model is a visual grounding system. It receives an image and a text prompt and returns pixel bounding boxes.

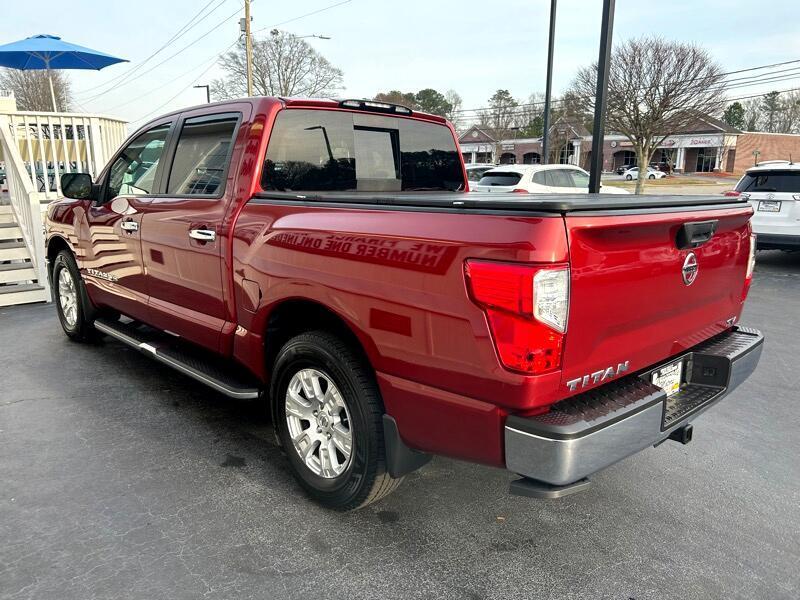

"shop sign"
[659,134,723,148]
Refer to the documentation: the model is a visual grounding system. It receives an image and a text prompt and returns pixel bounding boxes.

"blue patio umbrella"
[0,34,127,112]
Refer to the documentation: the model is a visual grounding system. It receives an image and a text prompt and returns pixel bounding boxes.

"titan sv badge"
[566,361,630,392]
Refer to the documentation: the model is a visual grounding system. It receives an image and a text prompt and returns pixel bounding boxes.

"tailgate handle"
[676,220,718,249]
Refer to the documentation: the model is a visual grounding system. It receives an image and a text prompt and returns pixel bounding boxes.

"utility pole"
[541,0,557,164]
[243,0,254,97]
[588,0,616,194]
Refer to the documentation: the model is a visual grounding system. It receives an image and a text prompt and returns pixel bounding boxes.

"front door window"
[107,125,170,199]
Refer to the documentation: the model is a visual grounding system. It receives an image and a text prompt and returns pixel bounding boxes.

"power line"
[121,0,356,123]
[75,0,228,97]
[452,58,800,116]
[451,85,800,130]
[105,44,235,113]
[128,41,239,125]
[79,5,243,103]
[252,0,353,33]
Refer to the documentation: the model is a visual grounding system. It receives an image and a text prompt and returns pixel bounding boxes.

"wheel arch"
[261,297,380,447]
[263,298,377,381]
[46,234,73,277]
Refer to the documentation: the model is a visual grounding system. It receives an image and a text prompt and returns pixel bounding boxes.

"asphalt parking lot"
[1,252,798,600]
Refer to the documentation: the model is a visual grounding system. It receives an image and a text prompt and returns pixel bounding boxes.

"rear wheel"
[648,174,656,179]
[272,331,402,510]
[52,250,94,341]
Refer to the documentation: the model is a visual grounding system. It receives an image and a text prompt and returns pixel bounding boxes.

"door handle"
[189,228,216,242]
[120,220,139,232]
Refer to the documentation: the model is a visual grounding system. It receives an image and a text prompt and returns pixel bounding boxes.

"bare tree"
[211,31,343,99]
[570,37,724,193]
[444,89,463,128]
[776,90,800,134]
[514,93,545,137]
[743,98,761,131]
[0,68,71,111]
[373,90,418,109]
[477,89,518,139]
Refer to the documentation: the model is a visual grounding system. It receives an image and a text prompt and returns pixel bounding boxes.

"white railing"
[0,115,50,300]
[1,110,127,201]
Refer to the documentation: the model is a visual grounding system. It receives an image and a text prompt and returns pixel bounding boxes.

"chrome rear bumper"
[504,327,764,486]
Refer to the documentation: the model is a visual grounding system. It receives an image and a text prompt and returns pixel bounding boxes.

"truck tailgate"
[561,204,754,393]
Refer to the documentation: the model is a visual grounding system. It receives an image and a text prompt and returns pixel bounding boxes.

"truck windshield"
[736,171,800,193]
[262,109,464,192]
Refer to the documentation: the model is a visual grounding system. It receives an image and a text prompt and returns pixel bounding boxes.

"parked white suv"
[731,161,800,250]
[472,164,628,194]
[465,163,496,188]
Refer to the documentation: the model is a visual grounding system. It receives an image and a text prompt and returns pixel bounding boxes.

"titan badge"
[566,361,631,392]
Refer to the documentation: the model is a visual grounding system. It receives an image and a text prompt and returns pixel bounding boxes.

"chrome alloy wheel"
[285,368,353,478]
[57,268,78,328]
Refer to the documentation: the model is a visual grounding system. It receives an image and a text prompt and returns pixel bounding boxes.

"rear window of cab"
[736,171,800,193]
[262,109,464,193]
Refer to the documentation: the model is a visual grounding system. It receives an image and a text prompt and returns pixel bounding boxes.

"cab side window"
[166,114,239,196]
[107,124,170,200]
[532,171,547,185]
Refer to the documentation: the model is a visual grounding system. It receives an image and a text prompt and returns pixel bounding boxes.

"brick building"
[458,113,747,173]
[732,132,800,173]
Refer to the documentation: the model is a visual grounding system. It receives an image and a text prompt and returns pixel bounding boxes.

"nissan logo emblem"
[682,252,699,286]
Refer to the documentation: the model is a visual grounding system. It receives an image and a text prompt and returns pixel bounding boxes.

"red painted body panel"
[559,206,754,398]
[230,201,568,465]
[43,97,755,469]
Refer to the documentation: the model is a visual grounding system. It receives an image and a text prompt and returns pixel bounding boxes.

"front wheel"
[272,331,402,510]
[51,250,94,341]
[626,174,633,180]
[648,174,656,179]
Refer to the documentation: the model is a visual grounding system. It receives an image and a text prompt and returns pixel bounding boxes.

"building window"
[523,152,541,164]
[612,150,636,170]
[558,142,575,164]
[499,152,516,164]
[462,152,472,164]
[476,152,492,164]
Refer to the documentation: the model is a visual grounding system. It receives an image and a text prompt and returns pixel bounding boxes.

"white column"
[713,146,723,172]
[675,147,685,173]
[571,140,581,165]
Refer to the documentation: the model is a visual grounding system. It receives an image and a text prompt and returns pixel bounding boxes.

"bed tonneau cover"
[254,192,750,214]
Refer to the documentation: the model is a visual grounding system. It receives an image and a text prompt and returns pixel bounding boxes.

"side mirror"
[61,173,97,200]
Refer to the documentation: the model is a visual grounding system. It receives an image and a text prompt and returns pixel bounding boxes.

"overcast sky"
[2,0,799,128]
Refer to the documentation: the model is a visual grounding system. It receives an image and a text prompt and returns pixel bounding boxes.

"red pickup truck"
[46,97,763,510]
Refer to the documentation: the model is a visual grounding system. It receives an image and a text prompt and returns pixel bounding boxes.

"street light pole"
[541,0,557,165]
[194,84,210,103]
[588,0,616,194]
[244,0,253,97]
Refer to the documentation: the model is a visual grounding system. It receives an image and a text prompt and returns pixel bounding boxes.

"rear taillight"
[512,188,528,193]
[464,260,569,374]
[723,190,740,197]
[743,232,756,301]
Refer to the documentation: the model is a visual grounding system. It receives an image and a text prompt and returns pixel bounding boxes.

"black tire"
[51,250,94,341]
[626,174,633,180]
[272,331,402,510]
[648,174,656,179]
